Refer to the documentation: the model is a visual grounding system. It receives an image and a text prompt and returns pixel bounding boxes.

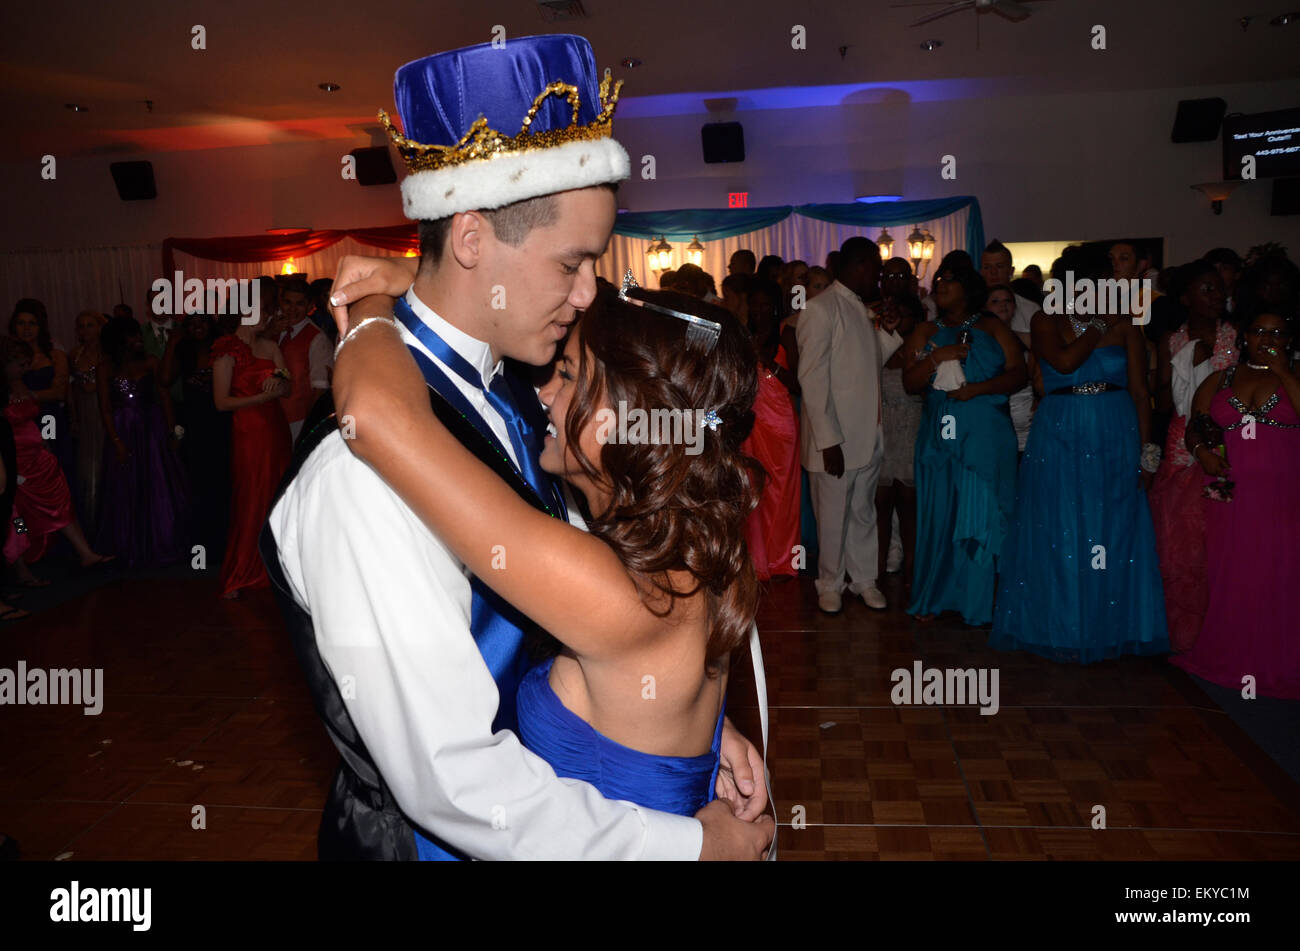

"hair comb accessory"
[619,269,721,352]
[702,409,722,431]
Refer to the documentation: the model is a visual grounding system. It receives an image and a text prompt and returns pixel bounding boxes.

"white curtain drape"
[597,206,969,292]
[4,204,967,348]
[0,244,162,349]
[0,239,412,349]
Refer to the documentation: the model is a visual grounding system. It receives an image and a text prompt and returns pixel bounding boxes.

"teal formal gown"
[990,345,1169,663]
[907,320,1018,625]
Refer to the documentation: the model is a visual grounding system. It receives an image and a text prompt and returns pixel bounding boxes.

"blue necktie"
[392,295,567,522]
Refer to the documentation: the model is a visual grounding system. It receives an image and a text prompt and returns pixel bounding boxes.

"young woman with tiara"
[331,279,763,816]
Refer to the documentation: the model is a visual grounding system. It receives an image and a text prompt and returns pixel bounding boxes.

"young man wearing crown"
[261,34,772,861]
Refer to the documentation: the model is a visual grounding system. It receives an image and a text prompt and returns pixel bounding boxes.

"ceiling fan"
[894,0,1048,28]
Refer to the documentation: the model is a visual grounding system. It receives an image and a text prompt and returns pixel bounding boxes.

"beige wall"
[3,79,1298,266]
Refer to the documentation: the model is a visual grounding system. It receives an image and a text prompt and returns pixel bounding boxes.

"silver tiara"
[619,269,721,352]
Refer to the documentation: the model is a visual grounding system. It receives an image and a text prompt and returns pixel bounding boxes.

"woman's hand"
[929,343,969,364]
[1195,446,1228,478]
[1260,342,1293,378]
[261,375,281,395]
[715,719,769,820]
[948,383,978,401]
[329,255,419,335]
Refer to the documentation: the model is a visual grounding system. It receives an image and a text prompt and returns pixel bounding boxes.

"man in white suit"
[796,237,903,614]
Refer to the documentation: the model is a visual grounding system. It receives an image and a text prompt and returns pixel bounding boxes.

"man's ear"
[448,210,486,270]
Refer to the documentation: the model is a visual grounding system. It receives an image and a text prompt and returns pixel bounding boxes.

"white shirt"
[1004,295,1040,451]
[266,286,700,859]
[1009,294,1040,339]
[283,317,334,390]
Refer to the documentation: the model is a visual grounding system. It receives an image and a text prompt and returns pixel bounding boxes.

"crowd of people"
[1,276,336,608]
[659,238,1300,699]
[6,239,1298,699]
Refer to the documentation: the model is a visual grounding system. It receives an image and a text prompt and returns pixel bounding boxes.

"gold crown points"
[379,68,624,174]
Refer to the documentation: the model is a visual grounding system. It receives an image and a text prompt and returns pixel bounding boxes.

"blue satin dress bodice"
[991,345,1169,663]
[516,658,724,817]
[1039,341,1129,390]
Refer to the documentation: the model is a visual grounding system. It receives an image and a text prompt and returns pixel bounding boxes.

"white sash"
[748,622,777,861]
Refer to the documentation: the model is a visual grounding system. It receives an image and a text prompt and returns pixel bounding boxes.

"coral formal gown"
[212,336,291,596]
[742,368,801,580]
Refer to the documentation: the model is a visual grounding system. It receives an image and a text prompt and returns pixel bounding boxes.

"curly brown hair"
[562,283,764,672]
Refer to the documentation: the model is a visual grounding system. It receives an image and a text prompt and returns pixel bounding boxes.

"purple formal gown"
[96,374,190,567]
[1171,375,1300,699]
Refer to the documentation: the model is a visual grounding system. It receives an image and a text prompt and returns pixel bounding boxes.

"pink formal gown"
[4,397,74,563]
[1147,322,1237,650]
[1170,376,1300,699]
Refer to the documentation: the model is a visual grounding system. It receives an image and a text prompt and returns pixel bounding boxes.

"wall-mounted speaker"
[1171,98,1227,143]
[1271,177,1300,216]
[702,122,745,164]
[109,161,156,200]
[350,147,397,185]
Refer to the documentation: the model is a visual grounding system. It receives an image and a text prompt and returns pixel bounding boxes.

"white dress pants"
[809,429,884,596]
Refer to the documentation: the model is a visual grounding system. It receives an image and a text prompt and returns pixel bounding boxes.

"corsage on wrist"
[1140,442,1161,474]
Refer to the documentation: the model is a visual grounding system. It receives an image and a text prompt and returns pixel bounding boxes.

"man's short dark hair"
[280,278,311,298]
[309,278,333,308]
[1110,238,1150,263]
[984,239,1012,264]
[1204,247,1242,271]
[730,249,756,269]
[418,183,617,269]
[840,236,880,267]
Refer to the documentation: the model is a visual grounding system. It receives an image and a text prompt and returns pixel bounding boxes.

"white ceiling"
[0,0,1289,157]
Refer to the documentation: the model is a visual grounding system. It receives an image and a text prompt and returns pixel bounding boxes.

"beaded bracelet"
[334,316,398,360]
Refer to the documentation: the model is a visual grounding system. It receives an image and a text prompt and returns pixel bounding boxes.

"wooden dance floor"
[3,570,1299,860]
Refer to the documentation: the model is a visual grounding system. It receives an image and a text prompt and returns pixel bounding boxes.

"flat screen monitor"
[1223,107,1300,180]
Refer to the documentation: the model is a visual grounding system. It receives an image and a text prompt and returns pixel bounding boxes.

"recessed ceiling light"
[1271,11,1299,25]
[621,57,642,68]
[318,82,341,92]
[65,103,88,112]
[920,39,942,51]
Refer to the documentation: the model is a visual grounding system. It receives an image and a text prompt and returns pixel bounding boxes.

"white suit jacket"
[796,280,903,472]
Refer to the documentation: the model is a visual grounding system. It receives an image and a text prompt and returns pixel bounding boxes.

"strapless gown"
[3,398,74,564]
[516,658,724,817]
[212,335,291,596]
[742,369,801,580]
[990,345,1169,662]
[96,374,190,568]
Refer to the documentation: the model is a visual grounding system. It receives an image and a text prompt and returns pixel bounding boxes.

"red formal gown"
[742,368,801,580]
[3,398,74,564]
[212,336,291,597]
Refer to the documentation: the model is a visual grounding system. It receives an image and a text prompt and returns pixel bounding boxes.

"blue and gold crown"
[381,34,629,220]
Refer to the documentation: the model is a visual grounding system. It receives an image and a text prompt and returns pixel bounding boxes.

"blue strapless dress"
[990,345,1169,662]
[516,658,724,816]
[906,322,1019,625]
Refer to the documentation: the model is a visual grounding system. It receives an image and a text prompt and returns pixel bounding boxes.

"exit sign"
[728,192,749,208]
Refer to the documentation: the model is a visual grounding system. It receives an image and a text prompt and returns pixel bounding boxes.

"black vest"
[258,382,554,860]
